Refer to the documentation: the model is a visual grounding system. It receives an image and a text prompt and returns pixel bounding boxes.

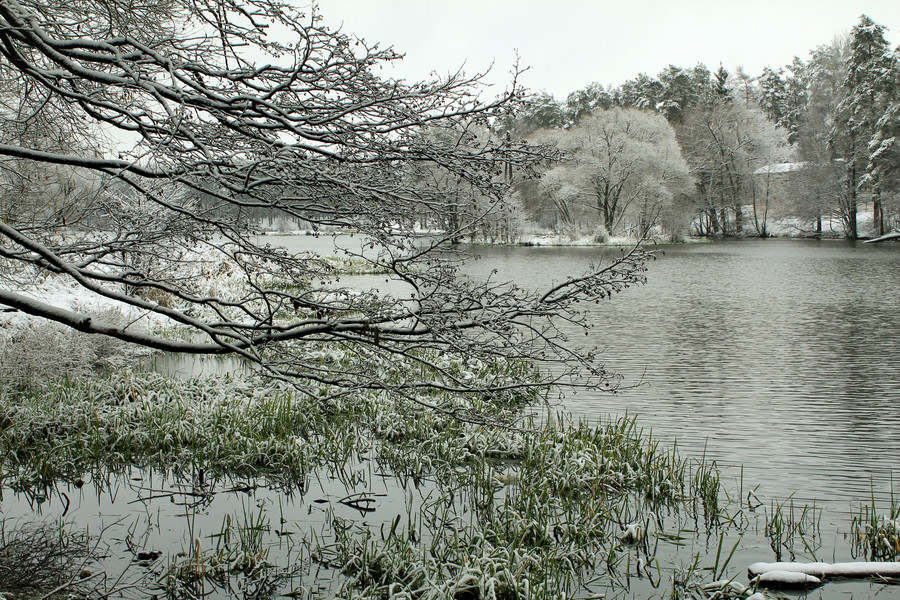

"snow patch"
[751,570,822,589]
[749,560,900,580]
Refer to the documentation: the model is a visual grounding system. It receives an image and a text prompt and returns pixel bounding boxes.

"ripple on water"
[465,239,900,514]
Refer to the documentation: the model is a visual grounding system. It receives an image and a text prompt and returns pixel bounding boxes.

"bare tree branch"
[0,0,649,407]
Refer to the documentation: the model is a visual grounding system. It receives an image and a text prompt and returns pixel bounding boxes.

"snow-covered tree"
[798,37,852,235]
[618,73,664,112]
[757,67,788,128]
[869,98,900,223]
[565,83,614,124]
[680,101,790,236]
[0,0,651,410]
[538,108,694,239]
[657,65,698,123]
[756,60,809,146]
[841,14,898,236]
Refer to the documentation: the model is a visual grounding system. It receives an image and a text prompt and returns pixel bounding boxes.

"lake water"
[464,239,900,515]
[254,234,900,514]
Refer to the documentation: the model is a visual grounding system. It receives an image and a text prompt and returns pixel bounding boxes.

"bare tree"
[0,0,648,412]
[680,101,788,237]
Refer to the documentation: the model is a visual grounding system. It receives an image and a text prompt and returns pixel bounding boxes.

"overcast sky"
[311,0,898,100]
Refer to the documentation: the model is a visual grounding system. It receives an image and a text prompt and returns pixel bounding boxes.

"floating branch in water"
[748,561,900,587]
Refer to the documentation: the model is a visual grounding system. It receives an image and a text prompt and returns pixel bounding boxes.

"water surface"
[465,239,900,514]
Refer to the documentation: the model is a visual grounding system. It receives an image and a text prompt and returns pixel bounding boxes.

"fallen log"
[749,561,900,580]
[863,232,900,243]
[751,570,822,589]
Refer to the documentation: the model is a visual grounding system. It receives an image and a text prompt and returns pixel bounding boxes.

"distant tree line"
[4,10,897,244]
[483,14,900,241]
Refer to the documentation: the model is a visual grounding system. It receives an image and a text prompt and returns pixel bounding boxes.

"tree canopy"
[0,0,649,411]
[538,108,694,238]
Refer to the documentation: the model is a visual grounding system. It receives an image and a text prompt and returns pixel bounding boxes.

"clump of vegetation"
[156,504,304,599]
[0,371,359,491]
[852,495,900,560]
[765,497,822,561]
[324,410,728,599]
[0,305,148,397]
[0,518,98,599]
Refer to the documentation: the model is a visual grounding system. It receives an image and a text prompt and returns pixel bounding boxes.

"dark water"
[465,239,900,513]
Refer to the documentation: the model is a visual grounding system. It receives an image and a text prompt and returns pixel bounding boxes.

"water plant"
[764,496,822,562]
[1,366,734,598]
[156,500,304,599]
[851,487,900,560]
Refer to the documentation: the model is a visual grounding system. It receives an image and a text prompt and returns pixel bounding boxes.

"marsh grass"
[0,372,357,492]
[851,486,900,560]
[318,411,733,598]
[1,368,734,599]
[156,501,306,600]
[764,496,822,561]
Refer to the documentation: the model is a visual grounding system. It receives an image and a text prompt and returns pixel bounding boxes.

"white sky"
[310,0,898,101]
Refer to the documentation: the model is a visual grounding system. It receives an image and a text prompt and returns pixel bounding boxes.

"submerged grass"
[157,501,305,600]
[764,496,822,562]
[1,369,731,598]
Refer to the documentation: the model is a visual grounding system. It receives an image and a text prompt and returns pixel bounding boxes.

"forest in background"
[389,14,900,243]
[12,12,898,245]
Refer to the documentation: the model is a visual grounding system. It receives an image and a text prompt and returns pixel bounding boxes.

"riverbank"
[255,205,887,247]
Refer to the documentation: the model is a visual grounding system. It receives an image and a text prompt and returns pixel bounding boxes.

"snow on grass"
[0,361,731,599]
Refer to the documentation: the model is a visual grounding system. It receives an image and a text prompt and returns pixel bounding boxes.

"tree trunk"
[848,163,858,240]
[873,183,884,236]
[709,209,720,234]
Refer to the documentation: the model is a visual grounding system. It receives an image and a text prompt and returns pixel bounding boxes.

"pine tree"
[714,64,732,103]
[757,67,787,126]
[782,57,809,145]
[839,15,897,235]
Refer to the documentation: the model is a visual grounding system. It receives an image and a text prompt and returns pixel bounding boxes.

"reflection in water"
[463,239,900,514]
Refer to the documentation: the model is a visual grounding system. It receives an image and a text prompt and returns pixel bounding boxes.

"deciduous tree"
[0,0,649,412]
[680,101,789,236]
[538,108,693,239]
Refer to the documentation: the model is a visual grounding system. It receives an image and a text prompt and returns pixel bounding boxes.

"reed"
[851,485,900,560]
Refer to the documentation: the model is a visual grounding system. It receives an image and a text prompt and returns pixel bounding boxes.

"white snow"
[749,561,900,579]
[752,570,822,588]
[701,579,747,594]
[619,522,644,543]
[0,274,163,331]
[753,162,808,175]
